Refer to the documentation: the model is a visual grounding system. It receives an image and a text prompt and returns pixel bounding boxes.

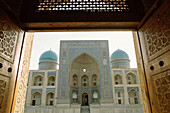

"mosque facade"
[25,40,143,113]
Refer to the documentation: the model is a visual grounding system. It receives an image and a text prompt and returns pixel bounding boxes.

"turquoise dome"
[111,49,129,60]
[39,50,58,62]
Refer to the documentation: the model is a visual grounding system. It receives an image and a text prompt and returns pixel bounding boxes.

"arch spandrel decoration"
[31,89,42,94]
[69,48,101,65]
[46,88,55,94]
[115,87,124,92]
[113,70,123,76]
[125,70,137,75]
[127,87,139,92]
[32,72,45,77]
[48,71,56,77]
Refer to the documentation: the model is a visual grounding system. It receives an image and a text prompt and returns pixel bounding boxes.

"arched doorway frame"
[82,93,89,106]
[70,53,100,105]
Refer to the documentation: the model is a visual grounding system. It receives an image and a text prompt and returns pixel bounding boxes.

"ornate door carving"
[0,8,33,113]
[136,1,170,113]
[0,9,25,113]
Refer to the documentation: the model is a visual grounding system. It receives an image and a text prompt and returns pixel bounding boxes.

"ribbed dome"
[39,50,58,62]
[111,49,129,60]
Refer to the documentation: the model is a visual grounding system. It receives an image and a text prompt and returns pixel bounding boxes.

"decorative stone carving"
[153,74,170,113]
[46,88,55,94]
[0,20,19,62]
[32,72,45,77]
[0,79,6,112]
[48,71,56,77]
[127,87,139,92]
[0,11,24,113]
[138,1,170,113]
[140,0,170,60]
[115,87,124,92]
[14,33,34,113]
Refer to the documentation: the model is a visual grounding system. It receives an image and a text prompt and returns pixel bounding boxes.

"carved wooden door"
[0,8,34,113]
[137,0,170,113]
[0,9,25,113]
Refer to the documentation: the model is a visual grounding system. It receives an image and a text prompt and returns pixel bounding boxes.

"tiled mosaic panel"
[36,0,129,12]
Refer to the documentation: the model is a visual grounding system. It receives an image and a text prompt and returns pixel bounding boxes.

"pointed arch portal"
[70,53,99,105]
[82,93,88,106]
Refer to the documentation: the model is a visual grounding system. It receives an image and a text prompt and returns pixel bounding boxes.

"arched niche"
[31,92,41,106]
[72,74,78,86]
[128,89,139,104]
[70,53,99,87]
[93,91,98,103]
[92,74,97,86]
[114,74,122,85]
[70,53,99,104]
[32,75,44,86]
[116,91,124,104]
[126,72,137,84]
[46,92,54,106]
[47,76,55,86]
[81,75,89,87]
[72,92,78,103]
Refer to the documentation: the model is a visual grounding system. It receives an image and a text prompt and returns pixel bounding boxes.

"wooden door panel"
[138,0,170,113]
[0,8,25,113]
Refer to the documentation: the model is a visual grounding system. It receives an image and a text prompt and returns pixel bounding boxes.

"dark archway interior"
[82,93,88,106]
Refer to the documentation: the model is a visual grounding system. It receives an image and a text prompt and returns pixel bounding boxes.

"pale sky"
[29,31,137,70]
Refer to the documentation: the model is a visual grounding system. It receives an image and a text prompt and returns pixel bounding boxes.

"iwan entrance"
[82,93,88,106]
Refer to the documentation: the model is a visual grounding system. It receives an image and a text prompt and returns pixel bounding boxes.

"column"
[122,70,129,104]
[41,71,47,106]
[54,70,58,106]
[26,71,33,106]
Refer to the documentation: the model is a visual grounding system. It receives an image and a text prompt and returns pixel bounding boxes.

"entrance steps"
[81,106,90,113]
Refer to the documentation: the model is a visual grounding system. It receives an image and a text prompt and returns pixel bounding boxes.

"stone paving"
[81,106,90,113]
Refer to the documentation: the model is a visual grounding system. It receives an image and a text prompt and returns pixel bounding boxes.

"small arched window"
[46,92,54,106]
[126,73,137,84]
[82,75,88,87]
[32,75,43,86]
[84,78,86,82]
[118,92,121,97]
[114,75,122,85]
[31,92,41,106]
[92,74,97,86]
[48,76,55,86]
[73,74,78,86]
[128,89,139,104]
[116,91,124,104]
[93,92,98,99]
